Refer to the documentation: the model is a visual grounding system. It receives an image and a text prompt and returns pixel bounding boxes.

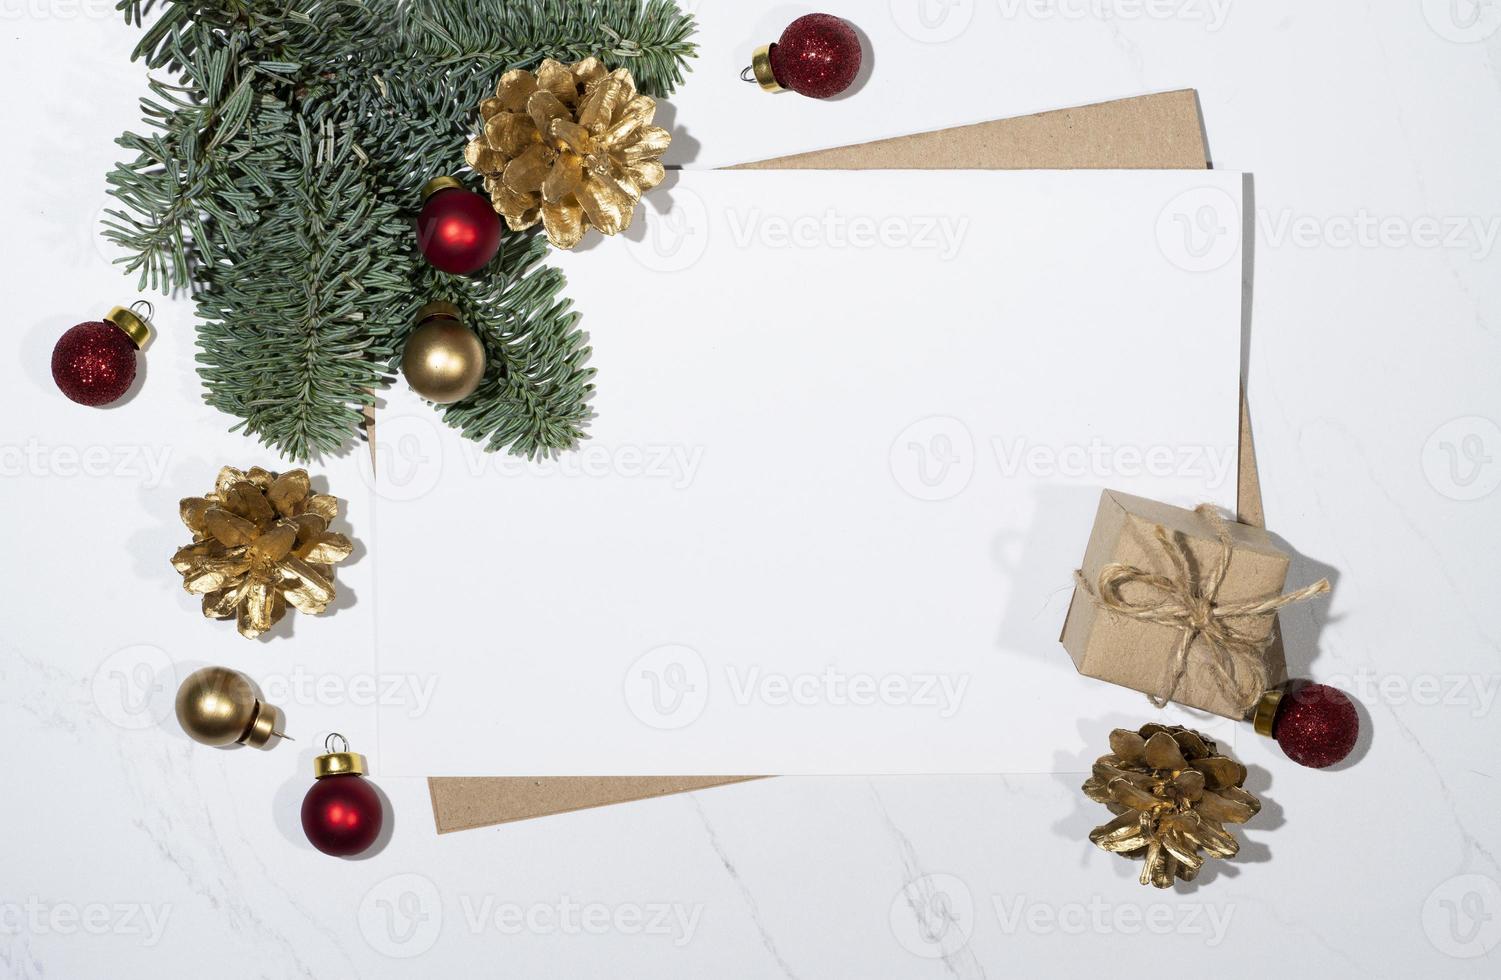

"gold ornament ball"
[401,303,486,404]
[174,666,287,749]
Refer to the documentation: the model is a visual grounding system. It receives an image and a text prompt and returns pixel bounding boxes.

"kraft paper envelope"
[429,88,1256,833]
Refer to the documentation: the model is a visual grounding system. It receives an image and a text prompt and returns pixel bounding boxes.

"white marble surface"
[3,1,1500,976]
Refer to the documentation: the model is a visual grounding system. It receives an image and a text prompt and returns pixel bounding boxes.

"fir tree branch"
[103,31,250,291]
[105,0,697,460]
[195,116,410,461]
[398,0,697,96]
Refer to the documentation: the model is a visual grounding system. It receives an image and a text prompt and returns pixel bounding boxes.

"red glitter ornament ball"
[1273,683,1360,769]
[767,14,863,99]
[301,736,385,857]
[51,320,139,406]
[416,178,502,275]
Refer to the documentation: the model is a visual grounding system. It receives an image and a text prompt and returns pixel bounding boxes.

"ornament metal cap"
[421,175,465,200]
[415,300,463,325]
[104,302,154,351]
[313,733,368,778]
[241,702,287,749]
[1252,688,1284,737]
[175,666,289,750]
[743,44,785,92]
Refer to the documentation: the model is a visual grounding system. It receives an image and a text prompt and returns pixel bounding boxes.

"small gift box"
[1061,490,1328,720]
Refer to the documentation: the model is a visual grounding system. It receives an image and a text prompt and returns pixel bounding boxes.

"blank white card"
[370,169,1244,775]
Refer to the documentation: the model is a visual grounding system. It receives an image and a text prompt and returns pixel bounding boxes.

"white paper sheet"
[367,169,1244,775]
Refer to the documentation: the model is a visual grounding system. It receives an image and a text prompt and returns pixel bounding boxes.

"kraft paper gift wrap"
[1061,490,1291,719]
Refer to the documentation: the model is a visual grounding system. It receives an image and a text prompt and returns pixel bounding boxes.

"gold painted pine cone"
[170,467,353,640]
[1082,725,1261,888]
[465,57,671,250]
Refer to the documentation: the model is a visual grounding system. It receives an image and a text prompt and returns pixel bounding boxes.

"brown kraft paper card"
[429,88,1263,834]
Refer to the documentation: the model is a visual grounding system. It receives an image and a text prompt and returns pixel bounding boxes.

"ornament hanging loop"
[129,299,155,321]
[313,734,367,778]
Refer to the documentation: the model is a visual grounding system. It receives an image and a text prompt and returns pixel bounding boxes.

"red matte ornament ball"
[416,183,502,275]
[768,14,863,99]
[1273,683,1360,769]
[52,321,139,406]
[301,773,384,857]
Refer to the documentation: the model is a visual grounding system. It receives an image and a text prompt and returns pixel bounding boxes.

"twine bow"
[1074,505,1330,715]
